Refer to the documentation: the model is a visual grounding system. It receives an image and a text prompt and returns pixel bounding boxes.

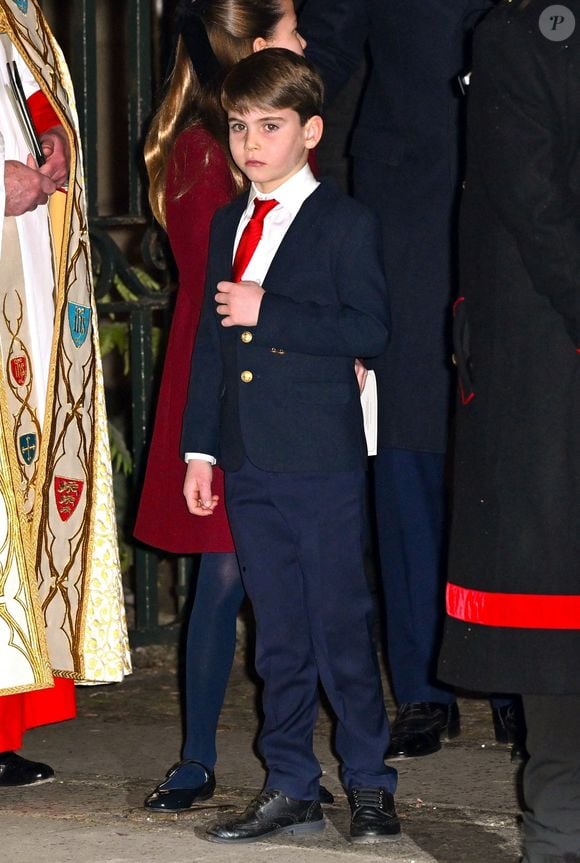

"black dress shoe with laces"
[348,787,401,842]
[206,789,324,843]
[144,760,216,812]
[387,701,461,759]
[0,752,54,786]
[491,702,528,762]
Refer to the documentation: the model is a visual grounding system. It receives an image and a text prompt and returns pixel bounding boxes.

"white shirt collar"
[247,163,319,219]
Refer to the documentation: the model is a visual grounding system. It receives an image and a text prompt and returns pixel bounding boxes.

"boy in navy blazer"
[181,48,397,844]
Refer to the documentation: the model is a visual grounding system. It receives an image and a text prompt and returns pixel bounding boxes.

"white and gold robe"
[0,0,131,695]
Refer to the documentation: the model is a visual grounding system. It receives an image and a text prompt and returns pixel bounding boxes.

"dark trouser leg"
[226,461,396,800]
[226,464,322,800]
[373,448,454,704]
[522,694,580,861]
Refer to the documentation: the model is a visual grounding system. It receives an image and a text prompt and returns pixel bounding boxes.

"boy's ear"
[304,115,323,150]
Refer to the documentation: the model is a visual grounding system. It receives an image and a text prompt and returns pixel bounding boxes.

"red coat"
[134,127,236,553]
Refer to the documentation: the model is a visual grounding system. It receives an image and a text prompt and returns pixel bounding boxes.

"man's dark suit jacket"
[181,180,390,474]
[301,0,494,454]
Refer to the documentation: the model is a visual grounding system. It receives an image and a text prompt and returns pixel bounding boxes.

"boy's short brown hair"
[221,47,324,125]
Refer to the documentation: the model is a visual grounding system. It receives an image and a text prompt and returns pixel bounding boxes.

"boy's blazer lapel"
[213,183,331,290]
[261,184,328,290]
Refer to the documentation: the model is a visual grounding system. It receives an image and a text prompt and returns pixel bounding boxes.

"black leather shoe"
[509,740,529,763]
[387,702,461,759]
[492,702,520,744]
[348,787,401,842]
[319,785,335,805]
[491,702,528,762]
[144,760,215,812]
[206,789,324,843]
[0,752,54,786]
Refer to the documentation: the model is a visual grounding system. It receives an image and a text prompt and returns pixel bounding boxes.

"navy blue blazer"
[181,180,390,473]
[301,0,494,454]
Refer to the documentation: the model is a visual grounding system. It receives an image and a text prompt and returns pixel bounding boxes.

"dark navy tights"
[163,551,244,790]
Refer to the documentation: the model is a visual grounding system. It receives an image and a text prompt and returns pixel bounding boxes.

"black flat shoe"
[348,787,401,842]
[206,789,324,843]
[144,760,215,812]
[387,702,461,759]
[0,752,54,786]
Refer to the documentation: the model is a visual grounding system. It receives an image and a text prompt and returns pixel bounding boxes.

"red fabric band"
[446,581,580,630]
[27,90,61,136]
[0,677,75,750]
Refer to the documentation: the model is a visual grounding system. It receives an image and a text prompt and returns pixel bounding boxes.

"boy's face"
[228,106,322,194]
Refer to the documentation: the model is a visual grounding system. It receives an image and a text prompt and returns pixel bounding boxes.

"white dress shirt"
[186,163,320,464]
[232,163,319,284]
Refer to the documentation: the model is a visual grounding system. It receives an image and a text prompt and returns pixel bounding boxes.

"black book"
[6,60,46,166]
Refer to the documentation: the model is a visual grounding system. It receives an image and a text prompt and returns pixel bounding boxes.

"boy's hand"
[215,280,265,327]
[183,460,219,516]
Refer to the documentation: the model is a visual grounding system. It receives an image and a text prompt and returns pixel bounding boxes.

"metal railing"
[41,0,190,643]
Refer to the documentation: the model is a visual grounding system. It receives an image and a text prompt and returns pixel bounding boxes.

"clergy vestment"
[0,0,130,747]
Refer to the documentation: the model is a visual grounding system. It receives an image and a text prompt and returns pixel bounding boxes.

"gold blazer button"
[241,331,253,343]
[240,370,253,383]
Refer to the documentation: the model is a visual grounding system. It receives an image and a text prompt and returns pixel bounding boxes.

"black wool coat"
[439,0,580,695]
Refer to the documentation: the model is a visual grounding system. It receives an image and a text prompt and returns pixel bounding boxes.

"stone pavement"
[0,647,524,863]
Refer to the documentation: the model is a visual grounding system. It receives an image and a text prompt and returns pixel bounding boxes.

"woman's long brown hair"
[145,0,285,227]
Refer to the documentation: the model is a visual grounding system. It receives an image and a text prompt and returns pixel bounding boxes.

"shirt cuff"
[184,452,216,465]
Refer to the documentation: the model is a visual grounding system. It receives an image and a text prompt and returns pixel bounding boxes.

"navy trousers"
[373,447,455,704]
[225,459,396,801]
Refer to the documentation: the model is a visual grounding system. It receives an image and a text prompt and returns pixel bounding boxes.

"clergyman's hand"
[4,156,57,216]
[39,125,70,187]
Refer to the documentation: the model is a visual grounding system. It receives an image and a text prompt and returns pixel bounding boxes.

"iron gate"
[40,0,189,643]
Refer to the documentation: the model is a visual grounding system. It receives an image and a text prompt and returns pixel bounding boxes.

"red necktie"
[232,198,279,282]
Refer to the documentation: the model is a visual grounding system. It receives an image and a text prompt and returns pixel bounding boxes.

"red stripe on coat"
[446,582,580,629]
